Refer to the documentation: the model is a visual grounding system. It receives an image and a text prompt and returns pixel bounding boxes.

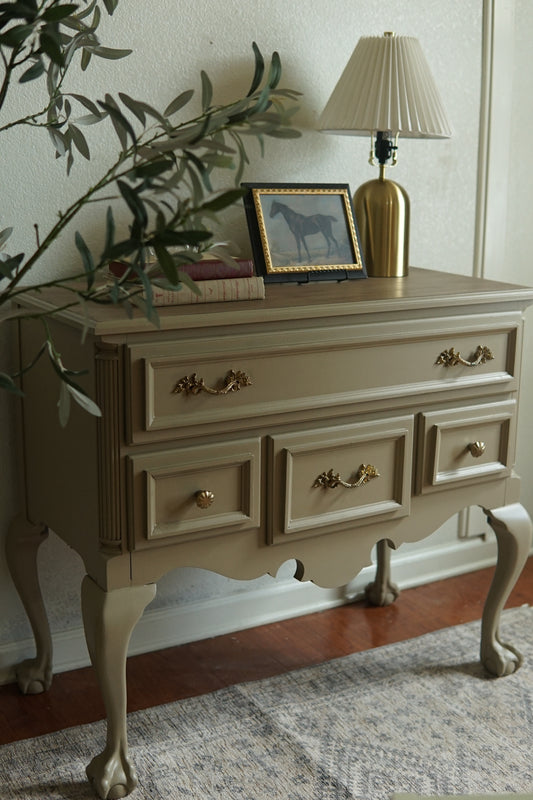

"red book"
[109,258,254,282]
[177,258,254,281]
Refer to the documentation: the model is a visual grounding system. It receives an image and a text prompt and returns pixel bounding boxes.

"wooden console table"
[7,268,533,799]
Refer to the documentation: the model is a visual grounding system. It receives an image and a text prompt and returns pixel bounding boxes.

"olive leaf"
[75,231,95,289]
[0,23,34,47]
[201,188,246,213]
[102,0,119,14]
[118,93,167,125]
[118,92,146,125]
[164,89,194,117]
[67,93,104,117]
[98,94,136,148]
[102,206,115,258]
[117,180,148,229]
[0,372,24,396]
[0,227,13,249]
[174,269,201,295]
[40,30,65,66]
[0,253,24,280]
[247,41,265,97]
[41,4,79,22]
[88,45,132,60]
[19,58,45,83]
[66,383,102,417]
[68,123,90,158]
[201,70,213,112]
[152,242,178,285]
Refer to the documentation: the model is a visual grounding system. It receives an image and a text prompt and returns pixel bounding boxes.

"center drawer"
[267,416,414,544]
[126,319,518,443]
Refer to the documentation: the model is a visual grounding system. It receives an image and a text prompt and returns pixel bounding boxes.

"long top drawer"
[126,313,520,443]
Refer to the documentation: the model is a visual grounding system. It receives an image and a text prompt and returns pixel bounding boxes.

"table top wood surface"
[14,267,533,336]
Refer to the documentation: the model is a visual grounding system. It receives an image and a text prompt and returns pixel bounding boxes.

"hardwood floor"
[1,557,532,746]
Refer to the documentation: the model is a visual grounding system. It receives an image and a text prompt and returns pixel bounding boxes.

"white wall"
[504,0,533,521]
[1,0,506,682]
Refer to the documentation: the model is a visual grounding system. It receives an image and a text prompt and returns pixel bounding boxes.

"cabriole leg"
[81,576,156,800]
[481,503,532,676]
[365,539,400,606]
[5,514,52,694]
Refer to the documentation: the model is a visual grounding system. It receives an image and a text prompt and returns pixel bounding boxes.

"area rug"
[1,607,533,800]
[393,796,533,799]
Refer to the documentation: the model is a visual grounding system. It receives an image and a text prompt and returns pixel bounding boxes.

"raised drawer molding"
[9,268,533,799]
[267,416,413,542]
[127,437,261,546]
[417,399,516,493]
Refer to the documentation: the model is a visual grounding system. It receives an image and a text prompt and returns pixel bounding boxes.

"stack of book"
[150,257,264,306]
[109,256,264,306]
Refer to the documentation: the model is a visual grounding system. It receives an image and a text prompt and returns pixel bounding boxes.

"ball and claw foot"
[364,578,400,607]
[86,748,138,800]
[16,657,53,695]
[481,635,523,677]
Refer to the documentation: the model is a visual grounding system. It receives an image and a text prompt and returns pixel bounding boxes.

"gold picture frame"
[242,183,366,283]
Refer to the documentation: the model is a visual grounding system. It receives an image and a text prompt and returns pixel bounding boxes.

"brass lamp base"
[353,171,410,277]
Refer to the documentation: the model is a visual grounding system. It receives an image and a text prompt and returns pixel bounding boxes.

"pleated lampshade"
[318,33,452,139]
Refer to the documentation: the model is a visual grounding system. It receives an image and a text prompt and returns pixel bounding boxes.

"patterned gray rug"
[1,606,533,800]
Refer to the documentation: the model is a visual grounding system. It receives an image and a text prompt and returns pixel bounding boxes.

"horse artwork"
[269,200,340,263]
[242,183,366,283]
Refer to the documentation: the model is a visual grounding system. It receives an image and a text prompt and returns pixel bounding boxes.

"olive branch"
[0,0,301,419]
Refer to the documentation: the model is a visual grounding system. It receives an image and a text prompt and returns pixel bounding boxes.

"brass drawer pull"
[468,441,486,458]
[435,345,494,368]
[195,490,215,509]
[313,464,380,490]
[172,369,252,396]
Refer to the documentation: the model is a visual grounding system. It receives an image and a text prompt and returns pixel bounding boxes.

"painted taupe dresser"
[8,267,533,799]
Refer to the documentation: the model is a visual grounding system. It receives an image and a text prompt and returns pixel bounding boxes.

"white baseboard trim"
[0,535,501,686]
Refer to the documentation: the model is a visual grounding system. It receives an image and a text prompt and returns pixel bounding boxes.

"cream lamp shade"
[318,32,452,277]
[318,33,451,139]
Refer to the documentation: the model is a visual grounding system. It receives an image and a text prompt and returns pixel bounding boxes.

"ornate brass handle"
[313,464,380,489]
[435,345,494,368]
[468,441,486,458]
[172,369,252,396]
[195,490,215,509]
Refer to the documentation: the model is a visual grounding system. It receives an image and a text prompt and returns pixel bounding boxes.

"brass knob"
[468,441,486,458]
[195,490,215,509]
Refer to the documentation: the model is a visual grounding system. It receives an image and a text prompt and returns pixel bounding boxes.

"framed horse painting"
[242,183,366,283]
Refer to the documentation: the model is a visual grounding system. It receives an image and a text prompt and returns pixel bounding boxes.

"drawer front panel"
[127,438,261,547]
[417,400,516,493]
[268,416,413,543]
[127,323,517,442]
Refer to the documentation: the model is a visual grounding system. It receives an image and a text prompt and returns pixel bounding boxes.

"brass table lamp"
[318,32,451,277]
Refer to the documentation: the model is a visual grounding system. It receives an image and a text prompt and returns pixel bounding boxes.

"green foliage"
[0,0,301,422]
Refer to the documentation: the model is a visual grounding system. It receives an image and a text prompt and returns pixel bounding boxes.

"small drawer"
[267,416,413,543]
[127,438,261,547]
[417,400,516,493]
